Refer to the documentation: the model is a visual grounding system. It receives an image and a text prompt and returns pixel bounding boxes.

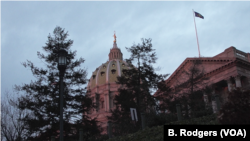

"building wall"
[155,46,250,114]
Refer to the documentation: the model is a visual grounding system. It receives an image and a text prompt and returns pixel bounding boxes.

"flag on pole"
[194,11,204,19]
[192,9,202,58]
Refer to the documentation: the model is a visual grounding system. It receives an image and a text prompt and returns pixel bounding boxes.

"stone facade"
[154,46,250,113]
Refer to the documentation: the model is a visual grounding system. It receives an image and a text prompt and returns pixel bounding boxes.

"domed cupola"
[87,32,130,90]
[86,32,131,134]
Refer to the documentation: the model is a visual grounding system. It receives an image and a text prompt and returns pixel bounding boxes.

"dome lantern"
[109,31,123,61]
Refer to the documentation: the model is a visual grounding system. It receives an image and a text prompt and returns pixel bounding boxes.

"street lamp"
[57,49,68,141]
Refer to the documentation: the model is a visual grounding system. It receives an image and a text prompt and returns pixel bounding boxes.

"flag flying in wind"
[194,11,204,19]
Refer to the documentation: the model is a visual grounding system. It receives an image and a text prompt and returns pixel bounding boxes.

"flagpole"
[192,9,201,58]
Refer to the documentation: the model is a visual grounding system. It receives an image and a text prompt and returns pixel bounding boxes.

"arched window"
[101,71,105,76]
[111,69,116,74]
[92,75,96,79]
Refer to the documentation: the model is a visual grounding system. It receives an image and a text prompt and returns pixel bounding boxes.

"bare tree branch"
[1,89,31,141]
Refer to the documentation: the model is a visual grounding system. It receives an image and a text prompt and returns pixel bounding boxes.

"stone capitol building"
[86,33,250,134]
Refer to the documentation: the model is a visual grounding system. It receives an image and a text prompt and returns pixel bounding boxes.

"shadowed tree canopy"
[218,89,250,124]
[14,26,100,141]
[108,38,168,136]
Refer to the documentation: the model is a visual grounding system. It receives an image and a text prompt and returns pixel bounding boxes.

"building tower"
[86,32,130,134]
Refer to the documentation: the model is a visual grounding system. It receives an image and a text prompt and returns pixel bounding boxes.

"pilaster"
[212,100,217,114]
[235,75,242,88]
[226,78,233,92]
[105,92,110,112]
[203,92,209,105]
[211,87,217,113]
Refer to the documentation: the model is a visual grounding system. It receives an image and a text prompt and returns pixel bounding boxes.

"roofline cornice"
[166,57,235,84]
[166,57,250,85]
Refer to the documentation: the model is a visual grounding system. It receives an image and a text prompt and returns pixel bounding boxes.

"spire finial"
[113,31,117,43]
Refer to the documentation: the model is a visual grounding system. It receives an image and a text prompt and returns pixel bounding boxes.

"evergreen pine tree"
[108,38,168,135]
[15,26,100,141]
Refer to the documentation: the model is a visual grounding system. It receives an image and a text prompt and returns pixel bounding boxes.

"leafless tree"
[1,90,31,141]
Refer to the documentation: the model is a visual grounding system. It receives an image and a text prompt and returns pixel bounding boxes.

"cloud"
[1,1,250,97]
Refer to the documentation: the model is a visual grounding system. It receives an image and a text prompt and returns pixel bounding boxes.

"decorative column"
[203,92,209,105]
[211,89,217,114]
[203,92,208,109]
[212,100,217,114]
[105,93,110,112]
[215,94,221,113]
[235,75,242,88]
[226,78,233,92]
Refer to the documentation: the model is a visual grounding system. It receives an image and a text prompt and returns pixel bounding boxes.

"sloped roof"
[154,46,250,97]
[165,57,234,85]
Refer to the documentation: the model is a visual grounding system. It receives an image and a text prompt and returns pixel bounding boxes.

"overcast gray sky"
[1,1,250,99]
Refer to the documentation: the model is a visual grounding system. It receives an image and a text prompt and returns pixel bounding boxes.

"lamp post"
[57,49,68,141]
